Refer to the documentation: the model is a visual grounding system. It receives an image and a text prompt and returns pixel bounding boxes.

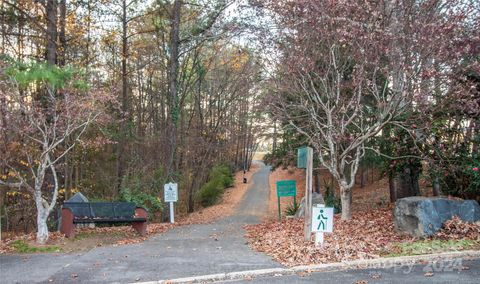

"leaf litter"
[244,207,480,267]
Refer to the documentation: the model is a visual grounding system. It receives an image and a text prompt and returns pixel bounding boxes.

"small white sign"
[164,183,178,202]
[311,206,334,233]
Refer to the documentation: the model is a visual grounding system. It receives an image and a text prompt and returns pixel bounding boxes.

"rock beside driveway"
[295,192,325,218]
[394,196,480,237]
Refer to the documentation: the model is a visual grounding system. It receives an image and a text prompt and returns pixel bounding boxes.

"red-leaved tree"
[263,0,476,219]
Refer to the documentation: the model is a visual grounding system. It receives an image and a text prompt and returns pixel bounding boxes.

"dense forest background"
[0,0,264,234]
[0,0,479,236]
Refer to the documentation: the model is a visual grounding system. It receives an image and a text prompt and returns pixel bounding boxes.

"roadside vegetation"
[10,240,61,254]
[198,165,235,207]
[387,239,480,257]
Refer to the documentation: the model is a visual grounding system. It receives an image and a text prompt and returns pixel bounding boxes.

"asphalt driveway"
[0,162,280,283]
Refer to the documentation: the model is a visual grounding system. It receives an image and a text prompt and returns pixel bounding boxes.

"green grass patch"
[73,231,95,240]
[73,230,124,241]
[10,240,61,253]
[387,239,480,257]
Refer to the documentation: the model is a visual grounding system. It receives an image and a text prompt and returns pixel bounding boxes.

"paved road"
[3,163,477,284]
[0,162,280,283]
[229,257,480,284]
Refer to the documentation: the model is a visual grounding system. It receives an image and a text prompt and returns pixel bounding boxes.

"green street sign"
[276,180,297,220]
[297,147,307,169]
[276,180,296,197]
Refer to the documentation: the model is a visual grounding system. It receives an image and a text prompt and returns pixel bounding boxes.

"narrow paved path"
[0,162,280,283]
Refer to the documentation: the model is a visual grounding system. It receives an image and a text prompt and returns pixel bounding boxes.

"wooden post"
[60,208,75,238]
[277,196,281,220]
[304,147,313,241]
[133,207,148,236]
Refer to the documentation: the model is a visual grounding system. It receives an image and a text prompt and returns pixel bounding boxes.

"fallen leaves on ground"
[0,231,66,254]
[245,208,480,267]
[434,216,480,240]
[245,208,409,266]
[0,223,173,254]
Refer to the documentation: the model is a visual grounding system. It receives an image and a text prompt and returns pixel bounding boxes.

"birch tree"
[0,62,106,243]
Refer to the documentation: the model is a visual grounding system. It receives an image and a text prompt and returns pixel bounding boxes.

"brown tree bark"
[58,0,67,66]
[314,170,320,194]
[389,165,421,202]
[45,0,57,65]
[116,0,130,194]
[166,0,182,179]
[432,175,442,196]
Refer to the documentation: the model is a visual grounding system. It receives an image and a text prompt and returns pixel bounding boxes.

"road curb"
[136,250,480,284]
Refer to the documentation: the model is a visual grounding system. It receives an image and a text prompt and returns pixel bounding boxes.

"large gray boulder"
[394,196,480,237]
[295,192,325,218]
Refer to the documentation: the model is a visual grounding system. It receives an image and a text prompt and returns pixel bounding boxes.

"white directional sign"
[311,206,334,233]
[164,183,178,202]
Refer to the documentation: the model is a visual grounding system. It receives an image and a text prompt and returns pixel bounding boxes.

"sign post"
[276,180,297,220]
[311,204,334,246]
[164,182,178,223]
[298,146,313,241]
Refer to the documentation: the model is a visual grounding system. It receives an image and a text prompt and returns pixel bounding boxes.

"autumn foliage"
[262,0,480,219]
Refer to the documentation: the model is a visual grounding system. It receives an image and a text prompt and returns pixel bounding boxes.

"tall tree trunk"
[166,0,182,179]
[389,166,421,202]
[272,119,277,152]
[432,175,442,196]
[0,89,7,233]
[339,179,352,220]
[389,173,396,203]
[409,165,421,196]
[45,0,57,65]
[116,0,129,193]
[187,178,196,213]
[58,0,66,66]
[35,202,49,244]
[33,157,49,244]
[314,170,320,194]
[0,0,6,53]
[473,120,479,153]
[360,166,366,188]
[85,0,92,68]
